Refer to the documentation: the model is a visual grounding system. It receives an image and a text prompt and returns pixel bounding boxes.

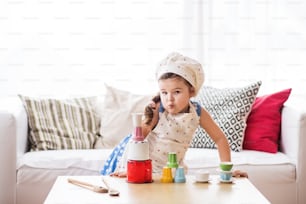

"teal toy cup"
[219,170,233,181]
[174,167,186,183]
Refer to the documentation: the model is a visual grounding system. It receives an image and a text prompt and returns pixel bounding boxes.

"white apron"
[147,101,200,173]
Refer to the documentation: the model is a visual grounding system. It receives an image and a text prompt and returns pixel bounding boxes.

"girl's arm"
[199,107,231,162]
[199,107,248,178]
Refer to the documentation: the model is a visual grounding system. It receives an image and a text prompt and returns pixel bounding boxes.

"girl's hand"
[149,99,160,127]
[143,94,160,127]
[110,171,127,178]
[232,170,248,178]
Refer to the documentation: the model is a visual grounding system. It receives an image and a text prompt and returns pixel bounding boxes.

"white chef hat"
[156,52,204,96]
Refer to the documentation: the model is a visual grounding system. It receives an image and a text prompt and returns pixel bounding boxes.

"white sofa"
[0,96,305,204]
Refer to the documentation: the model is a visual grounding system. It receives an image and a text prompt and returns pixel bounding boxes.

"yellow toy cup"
[161,167,173,183]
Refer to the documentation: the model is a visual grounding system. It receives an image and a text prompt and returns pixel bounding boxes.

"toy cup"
[174,167,186,183]
[195,170,209,182]
[167,152,179,168]
[219,162,233,171]
[161,167,173,183]
[132,113,144,141]
[219,170,233,181]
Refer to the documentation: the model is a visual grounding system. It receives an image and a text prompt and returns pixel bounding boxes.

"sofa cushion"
[17,149,111,171]
[190,81,261,152]
[243,88,292,153]
[184,148,292,174]
[16,148,292,174]
[19,96,100,151]
[97,84,152,148]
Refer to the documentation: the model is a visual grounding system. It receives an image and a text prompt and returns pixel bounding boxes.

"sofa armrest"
[0,110,16,204]
[15,101,29,160]
[280,97,306,204]
[0,98,28,204]
[280,99,306,164]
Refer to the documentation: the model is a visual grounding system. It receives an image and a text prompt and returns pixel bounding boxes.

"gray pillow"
[190,81,262,152]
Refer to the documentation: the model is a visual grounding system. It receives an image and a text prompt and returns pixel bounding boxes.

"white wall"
[0,0,305,99]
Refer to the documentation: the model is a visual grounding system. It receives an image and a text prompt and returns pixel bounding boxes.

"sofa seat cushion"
[184,148,293,174]
[17,149,112,172]
[17,148,293,175]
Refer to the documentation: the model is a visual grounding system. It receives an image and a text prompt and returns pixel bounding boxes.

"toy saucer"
[219,178,234,184]
[194,179,211,183]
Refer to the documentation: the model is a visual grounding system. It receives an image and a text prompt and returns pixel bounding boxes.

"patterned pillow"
[19,95,100,151]
[190,81,262,152]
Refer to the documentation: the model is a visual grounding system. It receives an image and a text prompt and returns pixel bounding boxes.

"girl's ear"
[190,87,196,97]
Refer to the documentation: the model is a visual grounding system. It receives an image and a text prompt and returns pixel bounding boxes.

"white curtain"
[0,0,305,98]
[202,0,306,97]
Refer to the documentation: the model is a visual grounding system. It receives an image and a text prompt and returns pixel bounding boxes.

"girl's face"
[158,77,194,114]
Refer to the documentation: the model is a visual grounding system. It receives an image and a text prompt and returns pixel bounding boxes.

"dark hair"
[159,73,193,88]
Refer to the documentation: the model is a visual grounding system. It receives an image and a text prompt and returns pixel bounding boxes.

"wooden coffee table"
[44,175,270,204]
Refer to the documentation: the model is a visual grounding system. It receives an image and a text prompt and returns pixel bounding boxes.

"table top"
[44,175,270,204]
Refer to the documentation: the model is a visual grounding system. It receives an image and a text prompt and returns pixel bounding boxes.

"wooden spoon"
[68,178,108,193]
[102,177,120,196]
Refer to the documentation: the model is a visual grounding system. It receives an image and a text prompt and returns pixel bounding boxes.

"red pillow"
[243,88,292,153]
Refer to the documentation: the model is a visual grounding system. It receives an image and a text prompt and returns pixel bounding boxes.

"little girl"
[101,52,247,178]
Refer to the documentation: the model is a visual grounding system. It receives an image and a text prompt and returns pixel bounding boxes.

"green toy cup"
[167,152,179,168]
[219,162,233,171]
